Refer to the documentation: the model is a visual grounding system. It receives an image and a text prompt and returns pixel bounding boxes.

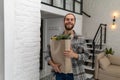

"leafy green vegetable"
[51,34,71,40]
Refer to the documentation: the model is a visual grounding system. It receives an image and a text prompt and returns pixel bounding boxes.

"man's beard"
[65,24,74,30]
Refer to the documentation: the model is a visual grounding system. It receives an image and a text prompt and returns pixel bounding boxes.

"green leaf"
[105,48,114,55]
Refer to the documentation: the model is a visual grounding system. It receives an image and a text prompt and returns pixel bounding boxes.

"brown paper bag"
[50,39,72,73]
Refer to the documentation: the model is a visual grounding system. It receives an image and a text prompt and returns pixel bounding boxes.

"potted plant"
[105,48,114,55]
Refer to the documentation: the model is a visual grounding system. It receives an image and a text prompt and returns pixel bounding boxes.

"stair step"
[86,43,92,44]
[86,59,92,63]
[95,43,106,46]
[86,43,92,45]
[89,53,93,56]
[86,43,106,46]
[89,53,97,56]
[87,48,104,51]
[86,48,93,50]
[84,66,94,71]
[85,73,93,79]
[85,39,93,43]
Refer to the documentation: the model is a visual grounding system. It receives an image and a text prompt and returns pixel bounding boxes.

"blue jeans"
[55,72,74,80]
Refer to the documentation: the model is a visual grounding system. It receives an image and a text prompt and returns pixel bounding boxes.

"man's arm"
[48,60,61,73]
[64,49,79,59]
[63,36,89,61]
[45,45,61,73]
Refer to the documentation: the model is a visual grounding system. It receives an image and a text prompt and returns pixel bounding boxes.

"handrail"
[92,23,107,68]
[93,24,107,42]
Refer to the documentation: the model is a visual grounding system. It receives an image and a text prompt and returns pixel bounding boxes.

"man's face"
[64,14,75,30]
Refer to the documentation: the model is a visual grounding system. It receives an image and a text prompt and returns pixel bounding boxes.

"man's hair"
[64,13,76,22]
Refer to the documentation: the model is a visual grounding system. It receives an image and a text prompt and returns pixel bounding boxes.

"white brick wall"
[13,0,40,80]
[4,0,40,79]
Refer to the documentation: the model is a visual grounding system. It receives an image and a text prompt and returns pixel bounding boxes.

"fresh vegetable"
[51,34,71,40]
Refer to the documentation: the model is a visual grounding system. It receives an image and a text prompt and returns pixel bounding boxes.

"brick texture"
[14,0,40,80]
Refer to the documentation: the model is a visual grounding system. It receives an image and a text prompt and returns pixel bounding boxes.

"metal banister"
[92,23,107,68]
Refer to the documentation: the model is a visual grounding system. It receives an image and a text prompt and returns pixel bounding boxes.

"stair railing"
[92,24,107,68]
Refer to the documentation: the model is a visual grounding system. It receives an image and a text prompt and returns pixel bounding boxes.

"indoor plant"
[105,48,114,55]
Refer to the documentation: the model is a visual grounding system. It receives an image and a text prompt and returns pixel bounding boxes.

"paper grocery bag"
[50,39,72,73]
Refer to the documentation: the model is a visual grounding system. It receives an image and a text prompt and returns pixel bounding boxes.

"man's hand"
[51,63,61,73]
[48,60,61,73]
[64,49,79,59]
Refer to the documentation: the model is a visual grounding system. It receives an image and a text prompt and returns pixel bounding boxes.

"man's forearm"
[48,59,55,67]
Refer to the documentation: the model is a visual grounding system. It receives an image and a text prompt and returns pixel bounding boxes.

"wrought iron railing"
[92,24,107,68]
[41,0,91,17]
[42,0,82,14]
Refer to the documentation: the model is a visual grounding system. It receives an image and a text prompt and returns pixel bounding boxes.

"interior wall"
[83,0,120,55]
[0,0,4,79]
[4,0,40,80]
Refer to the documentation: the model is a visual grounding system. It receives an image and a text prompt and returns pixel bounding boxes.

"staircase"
[84,39,95,79]
[84,38,106,79]
[84,24,107,79]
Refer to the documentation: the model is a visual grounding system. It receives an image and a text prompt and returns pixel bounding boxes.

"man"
[45,13,89,80]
